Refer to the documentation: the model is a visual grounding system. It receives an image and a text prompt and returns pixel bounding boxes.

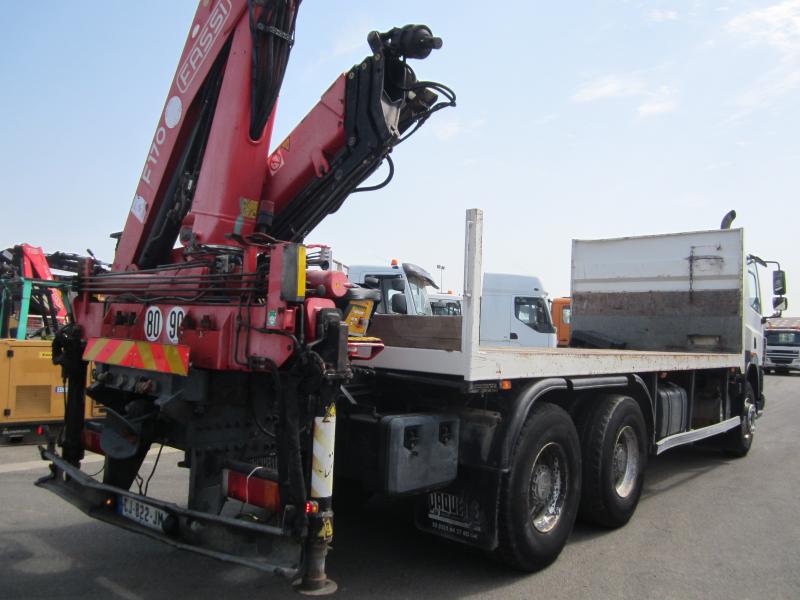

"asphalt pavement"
[1,374,798,600]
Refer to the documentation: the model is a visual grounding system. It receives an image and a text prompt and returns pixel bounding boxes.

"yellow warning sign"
[240,198,258,220]
[318,518,334,540]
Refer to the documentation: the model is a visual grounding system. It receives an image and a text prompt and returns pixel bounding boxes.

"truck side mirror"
[391,293,408,314]
[773,270,786,295]
[391,278,406,292]
[773,296,788,312]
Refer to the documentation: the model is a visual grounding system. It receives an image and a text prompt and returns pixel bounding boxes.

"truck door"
[510,296,557,347]
[744,258,764,367]
[479,293,510,344]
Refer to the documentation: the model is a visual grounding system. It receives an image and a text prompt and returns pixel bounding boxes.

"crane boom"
[40,1,452,592]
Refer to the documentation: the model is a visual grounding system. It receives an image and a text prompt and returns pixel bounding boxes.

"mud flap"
[413,465,503,550]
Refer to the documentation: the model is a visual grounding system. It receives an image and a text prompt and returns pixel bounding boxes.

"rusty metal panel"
[572,290,742,353]
[369,315,462,351]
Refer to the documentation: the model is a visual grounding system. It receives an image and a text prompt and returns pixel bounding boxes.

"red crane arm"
[113,0,297,271]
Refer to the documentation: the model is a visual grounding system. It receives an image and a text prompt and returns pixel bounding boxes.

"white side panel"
[365,347,466,376]
[572,228,744,293]
[467,347,740,381]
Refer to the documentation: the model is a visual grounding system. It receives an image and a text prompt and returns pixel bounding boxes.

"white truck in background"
[764,317,800,373]
[430,291,462,316]
[480,274,555,348]
[347,264,556,347]
[348,262,438,317]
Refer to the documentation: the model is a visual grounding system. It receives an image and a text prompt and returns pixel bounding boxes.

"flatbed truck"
[339,209,781,570]
[34,0,786,590]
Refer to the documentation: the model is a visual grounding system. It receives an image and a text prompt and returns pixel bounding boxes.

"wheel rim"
[742,395,756,442]
[528,442,568,533]
[612,425,640,498]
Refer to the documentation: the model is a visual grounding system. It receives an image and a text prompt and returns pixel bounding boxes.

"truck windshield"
[515,297,556,333]
[407,275,433,315]
[432,300,461,316]
[766,331,800,346]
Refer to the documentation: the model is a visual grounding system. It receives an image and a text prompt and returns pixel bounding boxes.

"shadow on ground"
[0,444,738,599]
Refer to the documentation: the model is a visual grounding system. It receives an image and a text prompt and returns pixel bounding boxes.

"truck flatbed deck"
[365,210,745,382]
[367,344,740,380]
[472,346,740,379]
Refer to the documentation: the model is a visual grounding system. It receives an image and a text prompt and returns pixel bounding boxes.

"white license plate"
[118,496,168,531]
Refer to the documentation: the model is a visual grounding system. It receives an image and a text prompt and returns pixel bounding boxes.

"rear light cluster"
[222,468,280,511]
[82,428,104,455]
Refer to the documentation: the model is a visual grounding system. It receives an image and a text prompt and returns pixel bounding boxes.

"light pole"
[436,264,445,289]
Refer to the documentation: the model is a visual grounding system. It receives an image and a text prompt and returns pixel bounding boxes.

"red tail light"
[82,428,104,455]
[222,469,280,511]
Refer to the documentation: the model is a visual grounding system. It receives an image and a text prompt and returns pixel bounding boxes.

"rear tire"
[577,395,648,528]
[496,403,581,571]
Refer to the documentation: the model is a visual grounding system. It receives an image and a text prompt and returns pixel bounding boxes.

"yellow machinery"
[1,275,101,443]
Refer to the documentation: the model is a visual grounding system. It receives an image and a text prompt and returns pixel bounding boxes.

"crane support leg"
[296,385,337,595]
[53,324,87,466]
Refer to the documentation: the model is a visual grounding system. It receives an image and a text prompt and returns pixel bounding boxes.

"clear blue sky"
[1,1,797,314]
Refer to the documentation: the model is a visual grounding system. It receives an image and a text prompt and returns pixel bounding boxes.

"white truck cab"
[479,273,556,348]
[764,318,800,373]
[347,262,437,316]
[430,292,462,316]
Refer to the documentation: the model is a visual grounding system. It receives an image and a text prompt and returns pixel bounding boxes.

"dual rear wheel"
[496,396,648,571]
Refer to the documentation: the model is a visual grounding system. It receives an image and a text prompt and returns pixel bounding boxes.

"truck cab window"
[746,262,762,314]
[767,331,800,346]
[370,276,401,314]
[562,307,571,325]
[407,275,433,315]
[515,297,556,333]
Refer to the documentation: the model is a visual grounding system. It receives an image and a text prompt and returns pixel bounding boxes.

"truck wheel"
[578,395,647,528]
[496,402,581,571]
[720,382,756,458]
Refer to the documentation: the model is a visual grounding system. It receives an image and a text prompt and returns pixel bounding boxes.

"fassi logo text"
[177,0,232,94]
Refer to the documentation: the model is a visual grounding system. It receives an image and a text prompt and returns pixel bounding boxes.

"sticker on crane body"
[131,195,147,223]
[318,517,333,540]
[144,307,163,342]
[164,96,182,129]
[268,150,284,175]
[166,307,185,344]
